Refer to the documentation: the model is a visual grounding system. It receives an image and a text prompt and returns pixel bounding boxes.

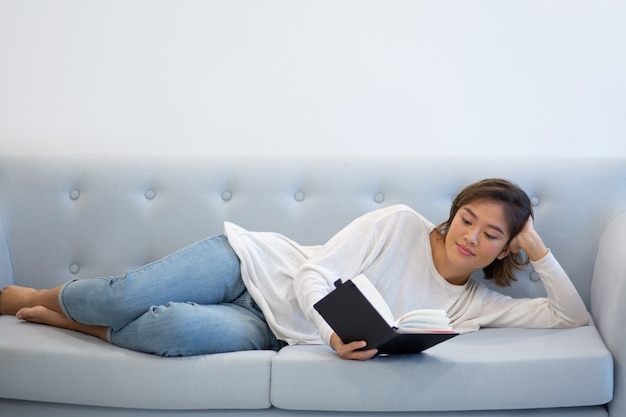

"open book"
[314,274,457,354]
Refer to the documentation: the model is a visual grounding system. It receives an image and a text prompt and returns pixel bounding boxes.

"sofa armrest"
[591,211,626,417]
[0,220,14,288]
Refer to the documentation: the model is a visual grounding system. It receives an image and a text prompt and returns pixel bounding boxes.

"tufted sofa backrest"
[0,153,625,308]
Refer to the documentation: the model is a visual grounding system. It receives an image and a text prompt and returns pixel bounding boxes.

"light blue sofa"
[0,153,623,416]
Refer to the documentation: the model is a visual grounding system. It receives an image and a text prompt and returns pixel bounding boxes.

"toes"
[16,306,44,323]
[16,305,70,328]
[15,307,33,321]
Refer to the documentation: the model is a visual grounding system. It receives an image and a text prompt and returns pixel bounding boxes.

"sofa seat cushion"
[0,316,276,410]
[271,326,613,412]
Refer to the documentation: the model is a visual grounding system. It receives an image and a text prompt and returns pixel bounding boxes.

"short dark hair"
[436,178,533,286]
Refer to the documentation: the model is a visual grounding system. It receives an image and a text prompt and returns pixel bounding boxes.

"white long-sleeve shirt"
[224,205,589,346]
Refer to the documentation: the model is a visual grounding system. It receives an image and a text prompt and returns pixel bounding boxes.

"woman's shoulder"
[365,204,434,228]
[361,203,417,218]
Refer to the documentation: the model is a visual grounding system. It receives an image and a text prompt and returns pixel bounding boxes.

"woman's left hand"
[509,216,549,262]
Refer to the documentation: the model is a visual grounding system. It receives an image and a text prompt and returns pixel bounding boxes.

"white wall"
[0,0,624,156]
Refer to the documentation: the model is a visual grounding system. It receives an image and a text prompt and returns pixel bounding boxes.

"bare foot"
[0,286,38,315]
[17,305,72,328]
[17,305,109,342]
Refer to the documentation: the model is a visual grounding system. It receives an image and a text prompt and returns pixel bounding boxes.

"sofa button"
[69,189,80,200]
[294,191,305,202]
[530,271,540,282]
[221,191,232,201]
[145,189,156,200]
[374,193,385,203]
[530,196,540,207]
[69,264,80,274]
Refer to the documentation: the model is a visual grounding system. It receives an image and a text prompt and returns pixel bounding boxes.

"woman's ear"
[497,245,511,260]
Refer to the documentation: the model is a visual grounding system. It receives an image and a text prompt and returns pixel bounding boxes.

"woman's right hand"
[330,333,378,360]
[509,216,549,262]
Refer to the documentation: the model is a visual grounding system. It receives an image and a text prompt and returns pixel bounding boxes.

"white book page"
[396,309,453,332]
[351,275,454,333]
[351,274,395,327]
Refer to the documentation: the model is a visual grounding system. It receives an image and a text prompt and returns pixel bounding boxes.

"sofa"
[0,153,623,417]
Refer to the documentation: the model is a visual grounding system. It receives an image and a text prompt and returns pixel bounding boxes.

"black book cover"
[314,279,457,354]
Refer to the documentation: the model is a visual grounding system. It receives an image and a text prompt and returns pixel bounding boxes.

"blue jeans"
[58,235,284,356]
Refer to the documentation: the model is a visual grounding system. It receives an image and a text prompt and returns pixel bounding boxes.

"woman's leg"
[16,305,108,341]
[1,234,244,332]
[60,235,244,330]
[1,234,274,355]
[110,292,283,356]
[14,287,282,356]
[0,285,63,315]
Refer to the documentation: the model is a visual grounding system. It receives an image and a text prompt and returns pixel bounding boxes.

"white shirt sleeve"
[292,205,423,345]
[292,215,380,345]
[473,251,590,329]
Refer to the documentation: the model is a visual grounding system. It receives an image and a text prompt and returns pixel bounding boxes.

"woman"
[0,179,589,360]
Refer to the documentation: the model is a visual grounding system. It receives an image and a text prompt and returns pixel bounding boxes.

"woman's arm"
[293,205,418,359]
[477,216,589,329]
[293,219,380,357]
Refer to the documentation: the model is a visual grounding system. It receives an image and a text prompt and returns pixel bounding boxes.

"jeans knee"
[119,302,202,356]
[148,302,196,338]
[111,302,278,357]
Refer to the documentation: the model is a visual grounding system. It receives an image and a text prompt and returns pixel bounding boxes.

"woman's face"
[444,200,511,275]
